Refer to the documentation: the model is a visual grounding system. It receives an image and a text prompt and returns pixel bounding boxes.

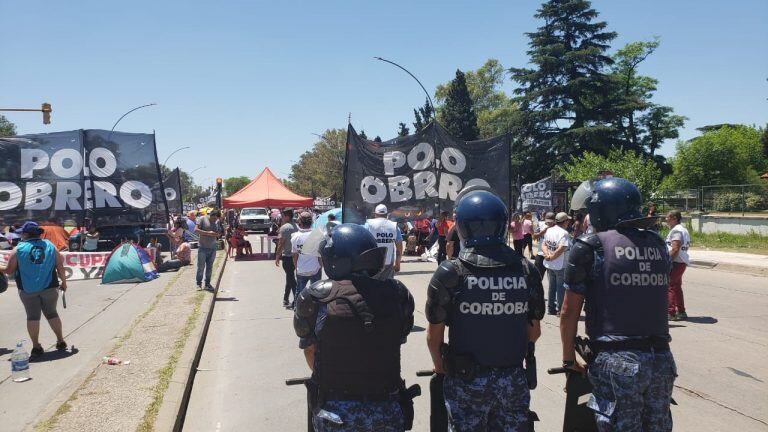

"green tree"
[223,176,251,196]
[560,148,661,199]
[440,69,479,140]
[397,122,410,137]
[359,130,368,140]
[435,59,522,138]
[0,115,17,137]
[608,40,686,155]
[374,136,382,142]
[286,128,346,200]
[413,98,434,131]
[510,0,617,177]
[761,124,768,158]
[668,125,766,188]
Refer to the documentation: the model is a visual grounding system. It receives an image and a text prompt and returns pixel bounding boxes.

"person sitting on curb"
[0,221,68,358]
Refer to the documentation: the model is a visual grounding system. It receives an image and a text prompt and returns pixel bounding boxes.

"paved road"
[184,235,768,431]
[0,274,168,432]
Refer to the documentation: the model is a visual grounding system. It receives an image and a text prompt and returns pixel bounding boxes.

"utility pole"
[0,103,53,124]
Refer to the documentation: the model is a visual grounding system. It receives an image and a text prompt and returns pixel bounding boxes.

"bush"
[711,191,768,212]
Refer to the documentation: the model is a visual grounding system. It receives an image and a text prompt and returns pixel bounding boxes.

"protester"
[543,212,570,315]
[5,225,20,247]
[235,226,252,255]
[446,217,461,259]
[532,212,553,281]
[184,211,198,242]
[435,211,453,264]
[325,213,340,235]
[509,213,526,254]
[291,212,322,299]
[159,234,192,272]
[666,210,690,321]
[647,202,661,232]
[146,237,162,268]
[0,222,68,358]
[275,209,298,307]
[364,204,403,280]
[570,212,586,238]
[83,226,100,252]
[196,210,222,290]
[522,212,534,259]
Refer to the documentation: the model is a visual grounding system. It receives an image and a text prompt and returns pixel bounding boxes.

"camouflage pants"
[588,350,676,432]
[312,400,404,432]
[444,367,530,432]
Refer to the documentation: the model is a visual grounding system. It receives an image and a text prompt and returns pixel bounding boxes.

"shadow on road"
[684,316,718,324]
[0,348,13,356]
[215,297,240,302]
[30,347,80,363]
[411,325,426,332]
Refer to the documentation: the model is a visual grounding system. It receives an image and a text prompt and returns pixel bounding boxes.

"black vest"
[449,247,530,367]
[315,280,404,397]
[586,229,671,339]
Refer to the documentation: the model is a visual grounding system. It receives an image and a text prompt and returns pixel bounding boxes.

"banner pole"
[341,125,352,223]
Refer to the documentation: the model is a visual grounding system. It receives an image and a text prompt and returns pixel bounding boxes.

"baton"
[62,290,67,309]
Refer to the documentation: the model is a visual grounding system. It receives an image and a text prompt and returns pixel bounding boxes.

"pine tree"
[0,115,16,137]
[510,0,617,178]
[441,70,480,141]
[359,130,368,140]
[374,136,382,142]
[397,122,410,137]
[412,98,435,131]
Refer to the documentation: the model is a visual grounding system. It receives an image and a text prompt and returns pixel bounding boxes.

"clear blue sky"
[2,0,766,186]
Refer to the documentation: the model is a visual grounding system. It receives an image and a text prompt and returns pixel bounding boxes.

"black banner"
[0,130,169,227]
[342,123,511,224]
[521,176,553,212]
[163,168,183,216]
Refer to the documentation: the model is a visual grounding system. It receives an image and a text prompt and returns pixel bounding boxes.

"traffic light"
[42,103,52,125]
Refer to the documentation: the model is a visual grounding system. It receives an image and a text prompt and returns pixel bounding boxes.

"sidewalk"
[689,249,768,276]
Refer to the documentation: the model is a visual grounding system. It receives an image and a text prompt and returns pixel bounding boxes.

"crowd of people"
[287,178,690,431]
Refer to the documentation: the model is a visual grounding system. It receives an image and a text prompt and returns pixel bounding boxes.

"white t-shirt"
[543,225,570,270]
[665,224,691,265]
[291,229,322,276]
[365,218,400,266]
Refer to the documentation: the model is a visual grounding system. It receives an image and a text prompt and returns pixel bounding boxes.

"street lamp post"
[190,166,206,175]
[161,146,191,168]
[106,103,156,143]
[373,57,435,119]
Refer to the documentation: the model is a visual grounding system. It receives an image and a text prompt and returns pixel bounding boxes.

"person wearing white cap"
[364,204,403,280]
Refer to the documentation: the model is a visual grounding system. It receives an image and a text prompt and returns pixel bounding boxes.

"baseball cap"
[544,212,556,223]
[16,221,44,235]
[555,212,572,223]
[299,211,313,224]
[375,204,388,215]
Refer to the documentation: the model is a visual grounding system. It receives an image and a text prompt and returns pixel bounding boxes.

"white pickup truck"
[238,207,271,233]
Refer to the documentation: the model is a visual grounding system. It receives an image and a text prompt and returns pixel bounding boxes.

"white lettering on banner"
[413,171,438,200]
[440,147,466,174]
[383,151,406,176]
[459,301,529,316]
[361,176,387,203]
[467,276,528,290]
[6,147,155,212]
[406,142,434,171]
[164,187,177,201]
[0,182,23,210]
[388,176,413,203]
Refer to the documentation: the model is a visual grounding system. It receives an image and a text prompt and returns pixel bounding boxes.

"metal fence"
[656,185,768,215]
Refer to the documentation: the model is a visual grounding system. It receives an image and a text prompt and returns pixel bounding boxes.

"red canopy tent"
[223,168,313,209]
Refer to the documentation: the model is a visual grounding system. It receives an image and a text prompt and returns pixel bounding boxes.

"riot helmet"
[587,177,656,230]
[454,190,508,247]
[570,180,594,211]
[319,223,386,280]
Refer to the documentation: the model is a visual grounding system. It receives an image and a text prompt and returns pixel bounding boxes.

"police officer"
[294,223,416,431]
[560,177,676,431]
[365,204,403,280]
[425,189,545,431]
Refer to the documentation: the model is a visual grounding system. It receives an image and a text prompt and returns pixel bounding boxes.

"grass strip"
[33,268,186,432]
[660,227,768,253]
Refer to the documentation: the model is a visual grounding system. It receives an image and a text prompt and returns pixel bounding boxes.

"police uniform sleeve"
[524,260,545,321]
[392,279,415,342]
[293,280,333,347]
[425,260,461,324]
[563,235,599,296]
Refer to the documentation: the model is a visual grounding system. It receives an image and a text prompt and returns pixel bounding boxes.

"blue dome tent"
[102,243,159,284]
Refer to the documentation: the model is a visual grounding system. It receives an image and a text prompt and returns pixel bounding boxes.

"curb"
[153,251,228,432]
[689,260,767,277]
